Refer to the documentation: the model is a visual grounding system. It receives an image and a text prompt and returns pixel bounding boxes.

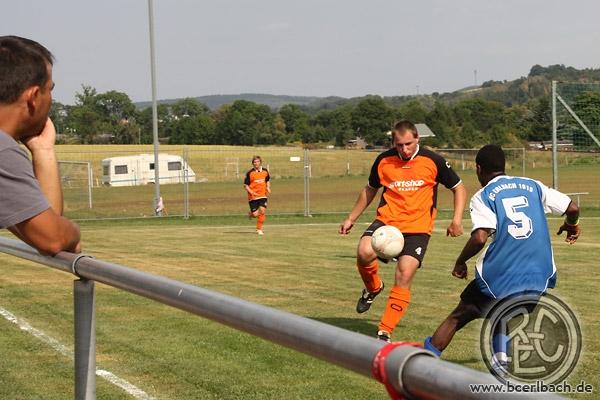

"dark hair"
[392,120,418,138]
[0,36,54,104]
[476,144,505,173]
[252,155,262,163]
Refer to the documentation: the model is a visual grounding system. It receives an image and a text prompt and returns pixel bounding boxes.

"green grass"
[61,164,600,220]
[55,145,599,219]
[0,215,599,398]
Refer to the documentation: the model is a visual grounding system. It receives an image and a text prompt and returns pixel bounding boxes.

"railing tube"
[0,237,565,400]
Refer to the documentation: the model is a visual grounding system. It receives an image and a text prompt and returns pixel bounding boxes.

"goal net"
[58,160,93,210]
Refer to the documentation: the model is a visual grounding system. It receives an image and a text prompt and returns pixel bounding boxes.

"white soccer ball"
[371,225,404,260]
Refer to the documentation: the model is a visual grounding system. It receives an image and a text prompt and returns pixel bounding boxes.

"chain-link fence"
[551,81,600,193]
[55,145,599,220]
[554,81,600,152]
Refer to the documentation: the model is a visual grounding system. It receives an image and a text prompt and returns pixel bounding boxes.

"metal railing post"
[74,279,96,400]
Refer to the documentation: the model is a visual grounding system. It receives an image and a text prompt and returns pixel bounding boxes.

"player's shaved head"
[476,144,505,174]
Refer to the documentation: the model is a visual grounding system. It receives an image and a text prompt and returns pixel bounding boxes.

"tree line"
[50,65,600,148]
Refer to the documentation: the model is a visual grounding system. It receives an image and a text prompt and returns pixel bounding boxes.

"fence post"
[303,148,311,217]
[87,161,93,209]
[183,147,190,220]
[74,279,96,400]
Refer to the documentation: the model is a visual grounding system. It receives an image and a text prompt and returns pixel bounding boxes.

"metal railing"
[0,236,563,400]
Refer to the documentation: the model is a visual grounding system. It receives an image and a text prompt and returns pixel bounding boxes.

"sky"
[4,0,599,105]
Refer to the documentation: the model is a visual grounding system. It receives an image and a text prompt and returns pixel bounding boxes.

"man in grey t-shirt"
[0,36,80,255]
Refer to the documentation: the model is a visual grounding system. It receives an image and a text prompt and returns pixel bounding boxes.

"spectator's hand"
[557,222,580,244]
[446,220,464,237]
[23,118,56,154]
[452,262,468,279]
[339,219,354,235]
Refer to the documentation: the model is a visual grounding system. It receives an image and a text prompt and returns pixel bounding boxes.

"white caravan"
[102,154,196,187]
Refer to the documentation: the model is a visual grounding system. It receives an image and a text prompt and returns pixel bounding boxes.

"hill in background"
[136,93,338,110]
[134,64,600,111]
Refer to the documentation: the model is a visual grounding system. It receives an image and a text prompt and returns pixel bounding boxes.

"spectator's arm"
[9,209,81,255]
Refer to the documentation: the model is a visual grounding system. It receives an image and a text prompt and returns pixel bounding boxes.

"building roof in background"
[415,123,435,137]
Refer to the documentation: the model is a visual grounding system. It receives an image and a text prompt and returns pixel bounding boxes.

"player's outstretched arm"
[557,201,580,244]
[446,182,466,237]
[452,228,491,279]
[339,185,378,234]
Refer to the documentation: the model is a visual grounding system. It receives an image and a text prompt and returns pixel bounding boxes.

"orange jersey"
[368,146,461,235]
[244,168,270,200]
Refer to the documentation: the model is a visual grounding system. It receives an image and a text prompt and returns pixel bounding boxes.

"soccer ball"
[371,225,404,260]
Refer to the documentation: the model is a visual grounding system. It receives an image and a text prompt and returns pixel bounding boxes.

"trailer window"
[149,163,155,170]
[114,165,128,174]
[103,165,109,176]
[168,161,182,171]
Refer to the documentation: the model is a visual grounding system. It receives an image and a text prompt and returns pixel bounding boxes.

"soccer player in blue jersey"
[423,144,580,359]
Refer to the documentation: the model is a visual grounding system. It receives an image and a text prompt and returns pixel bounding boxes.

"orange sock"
[256,214,266,230]
[378,287,411,334]
[357,260,382,293]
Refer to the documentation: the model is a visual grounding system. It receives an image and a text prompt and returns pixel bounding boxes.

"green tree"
[398,99,428,123]
[65,91,103,144]
[65,86,141,144]
[279,104,310,142]
[49,101,70,137]
[525,98,551,141]
[425,101,456,147]
[314,106,353,146]
[95,90,137,123]
[170,98,210,118]
[138,104,171,144]
[169,114,216,144]
[215,100,277,145]
[571,91,600,149]
[351,96,395,146]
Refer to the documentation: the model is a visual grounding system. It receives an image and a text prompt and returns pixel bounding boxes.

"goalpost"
[58,160,93,209]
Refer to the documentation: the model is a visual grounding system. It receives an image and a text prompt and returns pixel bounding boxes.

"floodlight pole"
[551,80,558,189]
[148,0,162,215]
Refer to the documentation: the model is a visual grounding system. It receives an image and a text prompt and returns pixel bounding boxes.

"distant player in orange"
[244,156,271,235]
[339,120,467,342]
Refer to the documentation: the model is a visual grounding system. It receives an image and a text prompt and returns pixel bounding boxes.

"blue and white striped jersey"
[470,175,571,298]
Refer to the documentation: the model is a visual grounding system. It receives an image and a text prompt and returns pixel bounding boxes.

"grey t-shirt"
[0,131,50,228]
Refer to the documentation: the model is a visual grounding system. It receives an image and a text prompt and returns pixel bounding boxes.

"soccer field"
[0,215,599,399]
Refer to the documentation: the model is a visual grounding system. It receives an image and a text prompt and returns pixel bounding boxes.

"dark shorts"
[249,198,268,212]
[460,280,541,319]
[361,219,430,266]
[460,280,499,319]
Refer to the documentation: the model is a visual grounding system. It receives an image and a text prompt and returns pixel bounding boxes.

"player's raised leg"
[377,255,418,341]
[356,235,385,313]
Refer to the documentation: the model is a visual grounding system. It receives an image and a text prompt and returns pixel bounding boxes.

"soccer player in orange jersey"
[244,156,271,235]
[339,120,467,342]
